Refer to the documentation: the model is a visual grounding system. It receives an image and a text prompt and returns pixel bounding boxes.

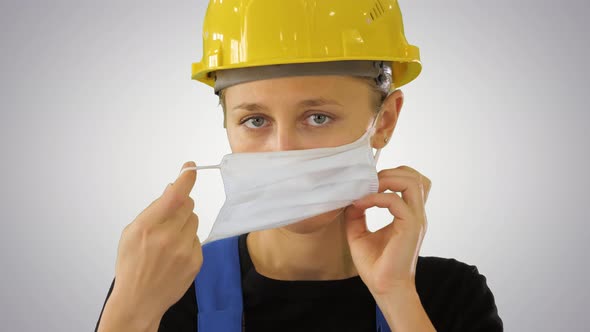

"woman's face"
[222,75,395,234]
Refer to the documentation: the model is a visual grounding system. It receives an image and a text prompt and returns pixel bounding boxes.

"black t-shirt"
[95,233,503,331]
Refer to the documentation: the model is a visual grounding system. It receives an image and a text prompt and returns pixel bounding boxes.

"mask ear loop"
[374,147,382,163]
[368,111,383,164]
[178,164,221,177]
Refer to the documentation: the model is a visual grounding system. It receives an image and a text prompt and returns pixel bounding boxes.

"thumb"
[172,161,197,197]
[343,203,369,243]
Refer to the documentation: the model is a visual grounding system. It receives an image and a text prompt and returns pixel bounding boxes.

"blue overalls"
[194,235,391,331]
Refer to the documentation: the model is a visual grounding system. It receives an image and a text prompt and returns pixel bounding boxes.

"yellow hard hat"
[191,0,421,91]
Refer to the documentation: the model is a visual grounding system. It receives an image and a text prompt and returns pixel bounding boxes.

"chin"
[282,208,345,234]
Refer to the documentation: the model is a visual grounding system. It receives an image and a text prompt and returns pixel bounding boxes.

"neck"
[246,212,358,281]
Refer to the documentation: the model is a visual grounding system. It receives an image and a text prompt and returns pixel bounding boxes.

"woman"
[95,1,503,331]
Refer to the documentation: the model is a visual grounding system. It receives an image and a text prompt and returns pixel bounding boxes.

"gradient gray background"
[1,0,588,331]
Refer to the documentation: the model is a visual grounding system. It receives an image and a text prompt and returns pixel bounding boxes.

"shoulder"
[415,255,493,296]
[416,255,481,278]
[415,256,504,331]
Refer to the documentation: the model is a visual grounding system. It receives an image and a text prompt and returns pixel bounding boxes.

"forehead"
[224,75,371,106]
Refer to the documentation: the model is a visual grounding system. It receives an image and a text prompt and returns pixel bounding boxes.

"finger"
[378,166,431,186]
[375,175,425,213]
[191,236,203,271]
[378,165,422,179]
[181,213,199,244]
[378,167,432,202]
[152,162,197,224]
[163,195,195,230]
[133,183,179,225]
[137,181,193,226]
[353,192,412,222]
[343,204,370,242]
[134,162,196,226]
[171,161,198,197]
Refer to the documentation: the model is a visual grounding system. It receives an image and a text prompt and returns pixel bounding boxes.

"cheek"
[227,127,263,152]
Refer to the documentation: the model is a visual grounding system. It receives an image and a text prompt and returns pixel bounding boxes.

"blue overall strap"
[376,304,391,331]
[194,235,243,332]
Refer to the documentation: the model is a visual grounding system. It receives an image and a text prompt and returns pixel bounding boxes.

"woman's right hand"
[99,161,202,332]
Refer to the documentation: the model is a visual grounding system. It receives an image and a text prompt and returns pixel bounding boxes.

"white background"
[0,0,588,331]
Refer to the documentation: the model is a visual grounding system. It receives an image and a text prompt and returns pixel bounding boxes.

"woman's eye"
[306,114,332,126]
[243,116,267,128]
[241,114,331,128]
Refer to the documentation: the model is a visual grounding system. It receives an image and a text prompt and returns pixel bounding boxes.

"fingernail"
[178,161,197,178]
[182,161,196,170]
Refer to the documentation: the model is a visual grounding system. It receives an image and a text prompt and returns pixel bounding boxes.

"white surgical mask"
[181,118,381,245]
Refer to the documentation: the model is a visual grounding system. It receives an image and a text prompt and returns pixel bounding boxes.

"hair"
[217,76,392,123]
[362,77,390,114]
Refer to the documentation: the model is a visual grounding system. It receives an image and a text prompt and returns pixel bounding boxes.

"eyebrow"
[232,102,269,112]
[232,98,343,112]
[298,98,343,108]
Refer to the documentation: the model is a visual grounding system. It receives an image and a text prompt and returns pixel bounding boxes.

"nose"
[272,125,302,151]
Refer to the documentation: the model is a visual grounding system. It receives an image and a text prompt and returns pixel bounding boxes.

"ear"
[371,89,403,149]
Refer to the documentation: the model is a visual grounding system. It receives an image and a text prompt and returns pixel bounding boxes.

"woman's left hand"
[344,165,431,297]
